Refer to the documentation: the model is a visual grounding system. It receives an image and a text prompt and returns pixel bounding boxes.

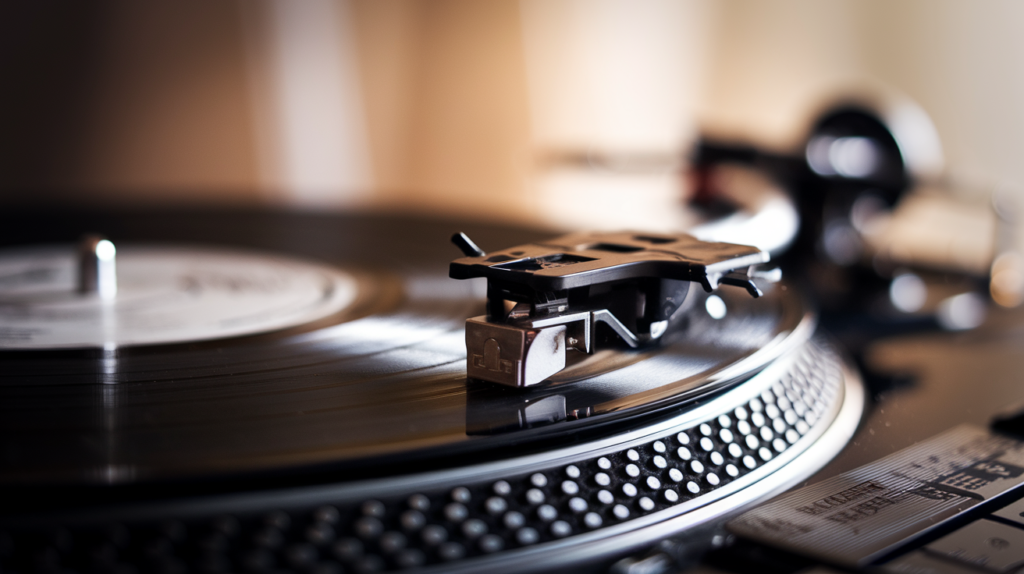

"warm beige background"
[2,1,1022,227]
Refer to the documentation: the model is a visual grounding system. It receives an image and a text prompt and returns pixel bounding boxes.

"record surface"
[0,209,807,488]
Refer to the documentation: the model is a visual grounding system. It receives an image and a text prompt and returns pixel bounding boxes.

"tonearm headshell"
[450,231,776,387]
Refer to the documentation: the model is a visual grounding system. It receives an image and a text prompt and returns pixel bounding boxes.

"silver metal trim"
[2,337,863,574]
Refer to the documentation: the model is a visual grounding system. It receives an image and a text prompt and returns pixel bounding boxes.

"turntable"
[0,202,864,574]
[2,104,1024,574]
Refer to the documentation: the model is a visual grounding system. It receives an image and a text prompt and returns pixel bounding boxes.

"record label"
[0,245,358,349]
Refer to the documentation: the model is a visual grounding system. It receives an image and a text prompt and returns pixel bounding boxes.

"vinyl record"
[1,210,808,487]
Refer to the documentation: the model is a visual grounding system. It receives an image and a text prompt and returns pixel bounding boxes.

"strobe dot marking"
[380,531,407,552]
[584,512,603,529]
[613,505,630,520]
[664,489,679,503]
[565,465,581,479]
[677,432,690,444]
[710,452,724,466]
[745,435,760,449]
[734,406,749,420]
[718,414,732,428]
[773,418,787,434]
[562,480,580,495]
[479,534,503,553]
[334,538,364,560]
[305,527,331,548]
[760,427,774,441]
[421,526,447,546]
[700,437,714,452]
[551,521,572,538]
[597,490,614,504]
[668,468,683,482]
[627,449,640,462]
[362,501,385,518]
[439,542,464,561]
[313,506,339,525]
[646,476,662,490]
[759,447,773,461]
[625,464,641,477]
[451,487,471,503]
[706,473,721,486]
[728,443,743,457]
[525,489,545,505]
[536,505,557,522]
[530,473,548,488]
[737,420,752,435]
[677,447,692,461]
[400,510,425,531]
[699,424,713,436]
[595,472,611,486]
[720,429,734,443]
[504,511,526,529]
[568,497,588,513]
[653,455,668,469]
[485,497,507,516]
[622,484,638,497]
[517,528,539,546]
[597,457,612,470]
[784,410,798,425]
[492,481,511,496]
[743,456,756,469]
[408,494,430,511]
[653,440,667,453]
[690,460,704,474]
[355,517,383,539]
[773,438,787,453]
[444,503,468,523]
[687,482,700,494]
[786,429,800,444]
[638,497,655,511]
[726,464,739,477]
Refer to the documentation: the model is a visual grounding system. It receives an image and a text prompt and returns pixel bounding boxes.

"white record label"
[0,245,359,349]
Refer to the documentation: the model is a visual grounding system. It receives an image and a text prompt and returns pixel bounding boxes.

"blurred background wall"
[1,0,1022,228]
